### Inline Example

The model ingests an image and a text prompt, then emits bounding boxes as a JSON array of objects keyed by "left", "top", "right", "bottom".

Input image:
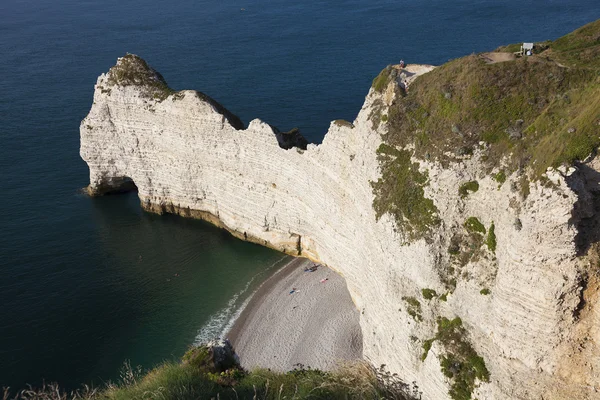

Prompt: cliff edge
[{"left": 81, "top": 20, "right": 600, "bottom": 400}]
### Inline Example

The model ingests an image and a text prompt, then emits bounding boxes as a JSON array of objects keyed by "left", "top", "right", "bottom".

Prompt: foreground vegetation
[{"left": 2, "top": 346, "right": 418, "bottom": 400}]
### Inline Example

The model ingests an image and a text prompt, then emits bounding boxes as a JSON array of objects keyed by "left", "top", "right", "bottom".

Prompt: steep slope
[{"left": 81, "top": 20, "right": 600, "bottom": 400}]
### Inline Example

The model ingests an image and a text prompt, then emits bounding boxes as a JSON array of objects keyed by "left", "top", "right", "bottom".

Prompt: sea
[{"left": 0, "top": 0, "right": 598, "bottom": 391}]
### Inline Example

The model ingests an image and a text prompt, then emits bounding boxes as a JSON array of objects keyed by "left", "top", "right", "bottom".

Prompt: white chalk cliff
[{"left": 81, "top": 55, "right": 600, "bottom": 399}]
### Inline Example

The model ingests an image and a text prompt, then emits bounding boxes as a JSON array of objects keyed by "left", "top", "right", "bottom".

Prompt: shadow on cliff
[
  {"left": 567, "top": 162, "right": 600, "bottom": 257},
  {"left": 87, "top": 176, "right": 138, "bottom": 197}
]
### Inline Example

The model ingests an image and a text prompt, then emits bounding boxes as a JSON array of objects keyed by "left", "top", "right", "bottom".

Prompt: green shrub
[
  {"left": 402, "top": 296, "right": 423, "bottom": 322},
  {"left": 422, "top": 288, "right": 438, "bottom": 300},
  {"left": 458, "top": 181, "right": 479, "bottom": 198},
  {"left": 421, "top": 339, "right": 434, "bottom": 361},
  {"left": 480, "top": 288, "right": 491, "bottom": 295},
  {"left": 493, "top": 171, "right": 506, "bottom": 185},
  {"left": 422, "top": 317, "right": 490, "bottom": 400},
  {"left": 182, "top": 346, "right": 211, "bottom": 369},
  {"left": 464, "top": 217, "right": 486, "bottom": 235},
  {"left": 486, "top": 222, "right": 497, "bottom": 253}
]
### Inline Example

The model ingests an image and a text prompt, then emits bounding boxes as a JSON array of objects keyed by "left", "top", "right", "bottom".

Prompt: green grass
[
  {"left": 372, "top": 144, "right": 439, "bottom": 242},
  {"left": 549, "top": 20, "right": 600, "bottom": 69},
  {"left": 104, "top": 362, "right": 219, "bottom": 400},
  {"left": 493, "top": 170, "right": 506, "bottom": 185},
  {"left": 422, "top": 288, "right": 438, "bottom": 300},
  {"left": 486, "top": 222, "right": 497, "bottom": 253},
  {"left": 464, "top": 217, "right": 486, "bottom": 235},
  {"left": 104, "top": 363, "right": 404, "bottom": 400},
  {"left": 422, "top": 318, "right": 490, "bottom": 400},
  {"left": 372, "top": 65, "right": 397, "bottom": 93},
  {"left": 383, "top": 49, "right": 599, "bottom": 173},
  {"left": 5, "top": 348, "right": 418, "bottom": 400},
  {"left": 458, "top": 181, "right": 479, "bottom": 198},
  {"left": 421, "top": 339, "right": 434, "bottom": 361},
  {"left": 402, "top": 296, "right": 423, "bottom": 322}
]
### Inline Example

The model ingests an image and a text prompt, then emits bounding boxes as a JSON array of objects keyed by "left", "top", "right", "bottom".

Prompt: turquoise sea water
[{"left": 0, "top": 0, "right": 598, "bottom": 391}]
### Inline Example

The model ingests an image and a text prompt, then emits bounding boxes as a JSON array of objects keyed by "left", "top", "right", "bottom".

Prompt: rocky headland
[{"left": 81, "top": 20, "right": 600, "bottom": 400}]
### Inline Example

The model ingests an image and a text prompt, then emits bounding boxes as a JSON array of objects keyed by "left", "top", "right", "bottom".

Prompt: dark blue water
[{"left": 0, "top": 0, "right": 598, "bottom": 391}]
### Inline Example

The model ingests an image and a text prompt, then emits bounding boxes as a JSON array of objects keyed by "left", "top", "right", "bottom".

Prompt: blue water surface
[{"left": 0, "top": 0, "right": 598, "bottom": 390}]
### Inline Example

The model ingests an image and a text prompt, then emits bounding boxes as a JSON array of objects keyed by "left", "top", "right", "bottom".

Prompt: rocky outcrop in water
[{"left": 81, "top": 53, "right": 600, "bottom": 400}]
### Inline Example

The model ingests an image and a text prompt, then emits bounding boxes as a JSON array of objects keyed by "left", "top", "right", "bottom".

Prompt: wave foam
[{"left": 194, "top": 256, "right": 288, "bottom": 345}]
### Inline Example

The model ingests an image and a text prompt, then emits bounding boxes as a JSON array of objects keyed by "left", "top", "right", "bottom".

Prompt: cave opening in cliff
[{"left": 98, "top": 176, "right": 138, "bottom": 196}]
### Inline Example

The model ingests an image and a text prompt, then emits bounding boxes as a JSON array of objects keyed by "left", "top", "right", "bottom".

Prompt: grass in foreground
[{"left": 3, "top": 346, "right": 419, "bottom": 400}]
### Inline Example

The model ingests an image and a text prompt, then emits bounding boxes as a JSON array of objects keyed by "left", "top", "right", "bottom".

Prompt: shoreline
[
  {"left": 227, "top": 257, "right": 362, "bottom": 372},
  {"left": 227, "top": 257, "right": 305, "bottom": 344}
]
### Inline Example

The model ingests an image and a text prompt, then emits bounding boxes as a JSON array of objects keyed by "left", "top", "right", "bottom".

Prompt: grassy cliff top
[
  {"left": 106, "top": 54, "right": 174, "bottom": 100},
  {"left": 386, "top": 19, "right": 600, "bottom": 175},
  {"left": 372, "top": 19, "right": 600, "bottom": 241}
]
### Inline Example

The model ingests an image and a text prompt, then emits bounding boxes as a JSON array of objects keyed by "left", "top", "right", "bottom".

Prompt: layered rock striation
[{"left": 81, "top": 51, "right": 600, "bottom": 399}]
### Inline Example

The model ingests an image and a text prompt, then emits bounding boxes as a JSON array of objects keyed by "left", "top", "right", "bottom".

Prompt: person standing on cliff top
[{"left": 399, "top": 59, "right": 405, "bottom": 68}]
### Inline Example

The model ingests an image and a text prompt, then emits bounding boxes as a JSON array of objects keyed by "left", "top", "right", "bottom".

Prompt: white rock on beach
[{"left": 81, "top": 54, "right": 600, "bottom": 400}]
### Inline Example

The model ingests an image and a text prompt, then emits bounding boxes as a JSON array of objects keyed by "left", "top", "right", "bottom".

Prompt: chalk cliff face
[{"left": 81, "top": 55, "right": 600, "bottom": 400}]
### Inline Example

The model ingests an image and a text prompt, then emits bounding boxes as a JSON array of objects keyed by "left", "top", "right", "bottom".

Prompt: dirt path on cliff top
[
  {"left": 227, "top": 257, "right": 362, "bottom": 371},
  {"left": 480, "top": 52, "right": 517, "bottom": 63}
]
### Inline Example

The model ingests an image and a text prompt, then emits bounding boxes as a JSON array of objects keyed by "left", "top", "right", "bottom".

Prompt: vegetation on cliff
[
  {"left": 421, "top": 318, "right": 489, "bottom": 400},
  {"left": 106, "top": 54, "right": 175, "bottom": 101},
  {"left": 372, "top": 144, "right": 439, "bottom": 242},
  {"left": 372, "top": 19, "right": 600, "bottom": 238},
  {"left": 2, "top": 345, "right": 419, "bottom": 400}
]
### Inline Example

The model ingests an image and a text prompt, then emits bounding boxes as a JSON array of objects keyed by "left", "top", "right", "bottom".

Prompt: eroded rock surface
[{"left": 81, "top": 54, "right": 600, "bottom": 399}]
